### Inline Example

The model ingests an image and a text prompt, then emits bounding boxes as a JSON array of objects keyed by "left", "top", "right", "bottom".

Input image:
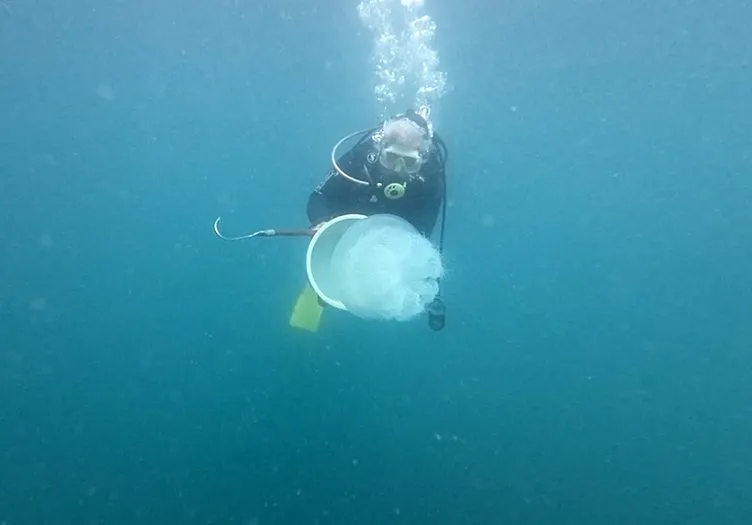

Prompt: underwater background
[{"left": 1, "top": 0, "right": 751, "bottom": 524}]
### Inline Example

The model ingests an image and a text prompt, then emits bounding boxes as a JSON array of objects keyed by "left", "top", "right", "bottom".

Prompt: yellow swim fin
[{"left": 289, "top": 282, "right": 324, "bottom": 332}]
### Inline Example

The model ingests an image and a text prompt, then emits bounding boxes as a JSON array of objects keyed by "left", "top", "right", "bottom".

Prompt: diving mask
[{"left": 379, "top": 146, "right": 423, "bottom": 175}]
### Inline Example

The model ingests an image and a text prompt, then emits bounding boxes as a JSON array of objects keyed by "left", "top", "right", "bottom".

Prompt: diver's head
[{"left": 377, "top": 115, "right": 430, "bottom": 178}]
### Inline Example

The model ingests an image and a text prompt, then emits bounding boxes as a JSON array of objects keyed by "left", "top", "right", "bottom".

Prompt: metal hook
[{"left": 213, "top": 217, "right": 275, "bottom": 241}]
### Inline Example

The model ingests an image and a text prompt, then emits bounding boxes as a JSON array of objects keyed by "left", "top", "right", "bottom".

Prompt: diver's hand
[{"left": 311, "top": 221, "right": 327, "bottom": 232}]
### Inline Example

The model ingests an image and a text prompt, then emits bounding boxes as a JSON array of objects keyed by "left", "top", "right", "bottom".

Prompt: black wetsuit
[{"left": 307, "top": 133, "right": 445, "bottom": 237}]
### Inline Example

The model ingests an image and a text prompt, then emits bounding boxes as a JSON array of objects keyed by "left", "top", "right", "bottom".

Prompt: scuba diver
[
  {"left": 305, "top": 107, "right": 448, "bottom": 331},
  {"left": 213, "top": 107, "right": 449, "bottom": 332},
  {"left": 307, "top": 107, "right": 448, "bottom": 238}
]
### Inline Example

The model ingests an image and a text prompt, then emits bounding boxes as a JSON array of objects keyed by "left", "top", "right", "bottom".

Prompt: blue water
[{"left": 1, "top": 1, "right": 751, "bottom": 524}]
